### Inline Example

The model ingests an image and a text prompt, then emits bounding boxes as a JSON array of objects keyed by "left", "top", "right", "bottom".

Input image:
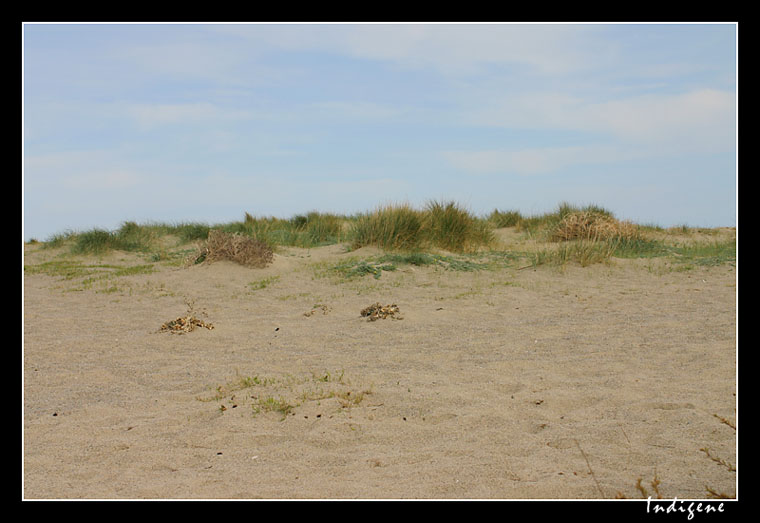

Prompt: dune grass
[
  {"left": 70, "top": 222, "right": 154, "bottom": 254},
  {"left": 488, "top": 209, "right": 523, "bottom": 228},
  {"left": 28, "top": 201, "right": 735, "bottom": 271},
  {"left": 349, "top": 203, "right": 426, "bottom": 251},
  {"left": 242, "top": 211, "right": 347, "bottom": 248},
  {"left": 423, "top": 200, "right": 495, "bottom": 253},
  {"left": 349, "top": 200, "right": 495, "bottom": 253}
]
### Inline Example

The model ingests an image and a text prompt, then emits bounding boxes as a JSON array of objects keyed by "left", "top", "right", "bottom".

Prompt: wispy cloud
[
  {"left": 217, "top": 23, "right": 600, "bottom": 76},
  {"left": 455, "top": 87, "right": 735, "bottom": 173},
  {"left": 306, "top": 100, "right": 404, "bottom": 122},
  {"left": 125, "top": 102, "right": 251, "bottom": 128},
  {"left": 24, "top": 150, "right": 148, "bottom": 189},
  {"left": 115, "top": 38, "right": 249, "bottom": 80},
  {"left": 342, "top": 24, "right": 600, "bottom": 75},
  {"left": 585, "top": 88, "right": 735, "bottom": 148},
  {"left": 443, "top": 145, "right": 640, "bottom": 176},
  {"left": 478, "top": 88, "right": 731, "bottom": 136}
]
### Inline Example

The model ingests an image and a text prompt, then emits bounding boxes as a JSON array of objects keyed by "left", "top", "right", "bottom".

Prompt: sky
[{"left": 22, "top": 22, "right": 737, "bottom": 241}]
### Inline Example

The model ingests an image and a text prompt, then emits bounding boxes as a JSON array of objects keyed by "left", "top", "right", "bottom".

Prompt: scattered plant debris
[
  {"left": 160, "top": 316, "right": 215, "bottom": 334},
  {"left": 304, "top": 304, "right": 331, "bottom": 317},
  {"left": 159, "top": 299, "right": 215, "bottom": 334},
  {"left": 360, "top": 303, "right": 403, "bottom": 321}
]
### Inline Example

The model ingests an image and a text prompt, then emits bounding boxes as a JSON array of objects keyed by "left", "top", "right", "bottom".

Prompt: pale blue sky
[{"left": 22, "top": 22, "right": 737, "bottom": 241}]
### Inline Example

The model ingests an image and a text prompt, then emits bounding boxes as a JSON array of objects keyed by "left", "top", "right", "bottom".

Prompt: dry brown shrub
[
  {"left": 551, "top": 211, "right": 640, "bottom": 242},
  {"left": 200, "top": 229, "right": 274, "bottom": 268}
]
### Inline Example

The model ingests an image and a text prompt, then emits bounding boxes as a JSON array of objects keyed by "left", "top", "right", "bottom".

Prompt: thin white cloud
[
  {"left": 586, "top": 88, "right": 735, "bottom": 147},
  {"left": 24, "top": 150, "right": 148, "bottom": 189},
  {"left": 342, "top": 24, "right": 598, "bottom": 75},
  {"left": 443, "top": 145, "right": 637, "bottom": 176},
  {"left": 116, "top": 40, "right": 248, "bottom": 79},
  {"left": 62, "top": 170, "right": 145, "bottom": 190},
  {"left": 306, "top": 100, "right": 404, "bottom": 122},
  {"left": 125, "top": 102, "right": 251, "bottom": 128},
  {"left": 216, "top": 23, "right": 599, "bottom": 76},
  {"left": 463, "top": 88, "right": 735, "bottom": 155}
]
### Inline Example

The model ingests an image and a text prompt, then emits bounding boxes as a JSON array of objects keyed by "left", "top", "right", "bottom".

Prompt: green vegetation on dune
[{"left": 26, "top": 201, "right": 735, "bottom": 272}]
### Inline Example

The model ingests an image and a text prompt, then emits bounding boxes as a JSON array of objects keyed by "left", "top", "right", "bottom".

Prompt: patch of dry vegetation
[
  {"left": 550, "top": 210, "right": 641, "bottom": 243},
  {"left": 360, "top": 303, "right": 403, "bottom": 321},
  {"left": 195, "top": 229, "right": 274, "bottom": 268},
  {"left": 158, "top": 299, "right": 215, "bottom": 334},
  {"left": 198, "top": 370, "right": 373, "bottom": 421}
]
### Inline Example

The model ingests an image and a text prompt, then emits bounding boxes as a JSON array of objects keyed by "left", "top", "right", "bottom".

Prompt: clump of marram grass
[
  {"left": 69, "top": 228, "right": 116, "bottom": 254},
  {"left": 70, "top": 221, "right": 157, "bottom": 254},
  {"left": 173, "top": 222, "right": 211, "bottom": 243},
  {"left": 195, "top": 229, "right": 274, "bottom": 268},
  {"left": 41, "top": 230, "right": 76, "bottom": 249},
  {"left": 242, "top": 211, "right": 347, "bottom": 248},
  {"left": 488, "top": 209, "right": 523, "bottom": 228},
  {"left": 350, "top": 203, "right": 425, "bottom": 251},
  {"left": 349, "top": 201, "right": 494, "bottom": 253},
  {"left": 424, "top": 200, "right": 495, "bottom": 253},
  {"left": 300, "top": 211, "right": 345, "bottom": 245},
  {"left": 113, "top": 221, "right": 157, "bottom": 250}
]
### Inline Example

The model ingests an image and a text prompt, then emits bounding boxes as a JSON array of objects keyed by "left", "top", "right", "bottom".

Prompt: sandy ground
[{"left": 22, "top": 230, "right": 737, "bottom": 500}]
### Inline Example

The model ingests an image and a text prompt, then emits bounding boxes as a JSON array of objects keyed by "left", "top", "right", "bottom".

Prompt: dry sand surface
[{"left": 23, "top": 230, "right": 737, "bottom": 500}]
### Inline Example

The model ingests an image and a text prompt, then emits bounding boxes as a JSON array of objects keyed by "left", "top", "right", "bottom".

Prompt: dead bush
[
  {"left": 196, "top": 229, "right": 274, "bottom": 268},
  {"left": 550, "top": 211, "right": 640, "bottom": 242}
]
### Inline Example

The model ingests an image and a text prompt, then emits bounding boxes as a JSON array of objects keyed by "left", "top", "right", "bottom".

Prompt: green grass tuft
[
  {"left": 350, "top": 203, "right": 425, "bottom": 251},
  {"left": 424, "top": 200, "right": 494, "bottom": 253}
]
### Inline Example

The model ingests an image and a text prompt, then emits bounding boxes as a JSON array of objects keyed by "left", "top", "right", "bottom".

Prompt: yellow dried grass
[
  {"left": 551, "top": 211, "right": 640, "bottom": 242},
  {"left": 201, "top": 229, "right": 274, "bottom": 268}
]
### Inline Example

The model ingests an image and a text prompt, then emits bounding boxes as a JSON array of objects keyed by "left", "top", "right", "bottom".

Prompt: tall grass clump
[
  {"left": 302, "top": 211, "right": 345, "bottom": 245},
  {"left": 349, "top": 201, "right": 495, "bottom": 253},
  {"left": 70, "top": 221, "right": 155, "bottom": 254},
  {"left": 488, "top": 209, "right": 523, "bottom": 228},
  {"left": 241, "top": 213, "right": 290, "bottom": 245},
  {"left": 113, "top": 221, "right": 156, "bottom": 251},
  {"left": 424, "top": 200, "right": 494, "bottom": 253},
  {"left": 70, "top": 228, "right": 116, "bottom": 254},
  {"left": 241, "top": 211, "right": 346, "bottom": 248},
  {"left": 350, "top": 203, "right": 425, "bottom": 251},
  {"left": 42, "top": 230, "right": 76, "bottom": 249},
  {"left": 174, "top": 222, "right": 211, "bottom": 243}
]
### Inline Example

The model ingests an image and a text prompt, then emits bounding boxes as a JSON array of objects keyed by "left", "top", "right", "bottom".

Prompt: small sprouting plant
[
  {"left": 252, "top": 396, "right": 296, "bottom": 420},
  {"left": 249, "top": 275, "right": 280, "bottom": 290}
]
